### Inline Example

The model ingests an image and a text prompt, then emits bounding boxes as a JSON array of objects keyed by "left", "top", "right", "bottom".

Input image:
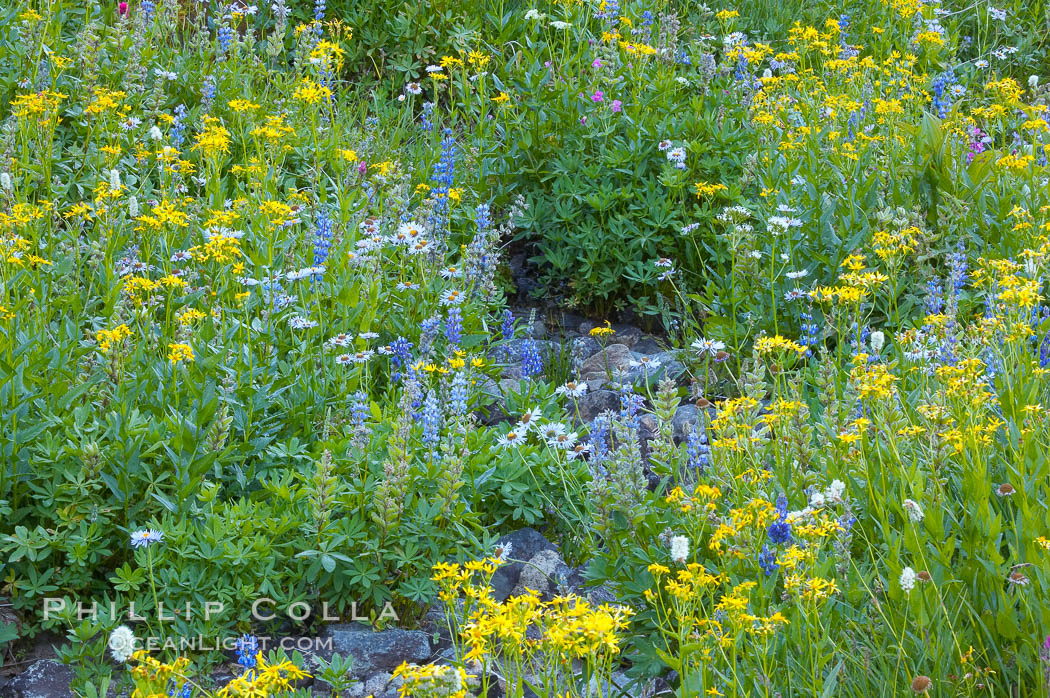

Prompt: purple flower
[
  {"left": 611, "top": 99, "right": 622, "bottom": 113},
  {"left": 591, "top": 91, "right": 603, "bottom": 103},
  {"left": 592, "top": 58, "right": 602, "bottom": 68}
]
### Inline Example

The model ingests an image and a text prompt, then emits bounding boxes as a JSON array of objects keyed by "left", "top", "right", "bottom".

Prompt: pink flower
[
  {"left": 119, "top": 1, "right": 128, "bottom": 13},
  {"left": 611, "top": 99, "right": 622, "bottom": 113},
  {"left": 592, "top": 58, "right": 602, "bottom": 68},
  {"left": 591, "top": 91, "right": 603, "bottom": 103},
  {"left": 357, "top": 161, "right": 368, "bottom": 175}
]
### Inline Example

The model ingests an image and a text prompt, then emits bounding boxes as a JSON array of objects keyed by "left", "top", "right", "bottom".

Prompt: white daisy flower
[
  {"left": 555, "top": 380, "right": 588, "bottom": 398},
  {"left": 497, "top": 429, "right": 525, "bottom": 449}
]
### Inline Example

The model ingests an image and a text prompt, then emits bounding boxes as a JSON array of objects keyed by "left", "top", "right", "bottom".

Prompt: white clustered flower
[
  {"left": 670, "top": 535, "right": 690, "bottom": 564},
  {"left": 825, "top": 479, "right": 846, "bottom": 503},
  {"left": 108, "top": 625, "right": 136, "bottom": 663},
  {"left": 903, "top": 498, "right": 924, "bottom": 523},
  {"left": 900, "top": 566, "right": 917, "bottom": 593},
  {"left": 870, "top": 330, "right": 886, "bottom": 353}
]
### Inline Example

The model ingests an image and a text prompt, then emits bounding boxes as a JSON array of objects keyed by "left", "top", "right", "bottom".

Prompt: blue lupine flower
[
  {"left": 686, "top": 429, "right": 709, "bottom": 474},
  {"left": 170, "top": 105, "right": 188, "bottom": 149},
  {"left": 464, "top": 203, "right": 494, "bottom": 289},
  {"left": 313, "top": 208, "right": 333, "bottom": 273},
  {"left": 758, "top": 544, "right": 778, "bottom": 576},
  {"left": 314, "top": 0, "right": 326, "bottom": 23},
  {"left": 767, "top": 494, "right": 792, "bottom": 544},
  {"left": 421, "top": 390, "right": 443, "bottom": 453},
  {"left": 948, "top": 246, "right": 968, "bottom": 297},
  {"left": 930, "top": 70, "right": 957, "bottom": 119},
  {"left": 619, "top": 385, "right": 643, "bottom": 432},
  {"left": 520, "top": 338, "right": 543, "bottom": 380},
  {"left": 421, "top": 101, "right": 435, "bottom": 131},
  {"left": 218, "top": 24, "right": 234, "bottom": 52},
  {"left": 500, "top": 309, "right": 516, "bottom": 341},
  {"left": 235, "top": 635, "right": 258, "bottom": 672},
  {"left": 925, "top": 279, "right": 944, "bottom": 315},
  {"left": 141, "top": 0, "right": 155, "bottom": 21},
  {"left": 449, "top": 370, "right": 468, "bottom": 417},
  {"left": 428, "top": 129, "right": 456, "bottom": 236},
  {"left": 444, "top": 306, "right": 462, "bottom": 348},
  {"left": 420, "top": 315, "right": 442, "bottom": 347},
  {"left": 390, "top": 337, "right": 414, "bottom": 382},
  {"left": 590, "top": 415, "right": 611, "bottom": 465},
  {"left": 201, "top": 75, "right": 216, "bottom": 108},
  {"left": 349, "top": 390, "right": 370, "bottom": 435},
  {"left": 167, "top": 680, "right": 193, "bottom": 698},
  {"left": 800, "top": 311, "right": 820, "bottom": 357}
]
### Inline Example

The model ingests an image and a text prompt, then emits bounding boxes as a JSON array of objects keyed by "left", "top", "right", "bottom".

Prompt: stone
[
  {"left": 575, "top": 389, "right": 621, "bottom": 424},
  {"left": 622, "top": 351, "right": 685, "bottom": 386},
  {"left": 0, "top": 660, "right": 74, "bottom": 698},
  {"left": 314, "top": 625, "right": 431, "bottom": 677},
  {"left": 512, "top": 549, "right": 579, "bottom": 600},
  {"left": 672, "top": 404, "right": 701, "bottom": 443},
  {"left": 632, "top": 337, "right": 663, "bottom": 354},
  {"left": 578, "top": 344, "right": 633, "bottom": 384},
  {"left": 610, "top": 324, "right": 643, "bottom": 347},
  {"left": 363, "top": 672, "right": 393, "bottom": 695},
  {"left": 569, "top": 337, "right": 601, "bottom": 367},
  {"left": 489, "top": 528, "right": 558, "bottom": 602},
  {"left": 498, "top": 378, "right": 522, "bottom": 396}
]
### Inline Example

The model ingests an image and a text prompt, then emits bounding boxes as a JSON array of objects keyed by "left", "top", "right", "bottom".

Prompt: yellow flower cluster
[
  {"left": 431, "top": 558, "right": 631, "bottom": 692},
  {"left": 97, "top": 324, "right": 132, "bottom": 353},
  {"left": 128, "top": 651, "right": 191, "bottom": 698},
  {"left": 168, "top": 343, "right": 195, "bottom": 364},
  {"left": 216, "top": 654, "right": 310, "bottom": 697},
  {"left": 392, "top": 662, "right": 474, "bottom": 698}
]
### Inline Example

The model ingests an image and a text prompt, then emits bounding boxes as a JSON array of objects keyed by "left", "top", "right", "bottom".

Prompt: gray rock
[
  {"left": 586, "top": 583, "right": 620, "bottom": 606},
  {"left": 672, "top": 405, "right": 701, "bottom": 443},
  {"left": 498, "top": 378, "right": 522, "bottom": 396},
  {"left": 512, "top": 549, "right": 579, "bottom": 600},
  {"left": 0, "top": 660, "right": 74, "bottom": 698},
  {"left": 363, "top": 672, "right": 392, "bottom": 695},
  {"left": 477, "top": 377, "right": 501, "bottom": 401},
  {"left": 570, "top": 337, "right": 601, "bottom": 367},
  {"left": 575, "top": 389, "right": 620, "bottom": 424},
  {"left": 501, "top": 363, "right": 523, "bottom": 380},
  {"left": 611, "top": 325, "right": 643, "bottom": 347},
  {"left": 315, "top": 624, "right": 431, "bottom": 677},
  {"left": 579, "top": 344, "right": 633, "bottom": 384},
  {"left": 490, "top": 528, "right": 558, "bottom": 602},
  {"left": 633, "top": 337, "right": 664, "bottom": 354},
  {"left": 622, "top": 351, "right": 685, "bottom": 385}
]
